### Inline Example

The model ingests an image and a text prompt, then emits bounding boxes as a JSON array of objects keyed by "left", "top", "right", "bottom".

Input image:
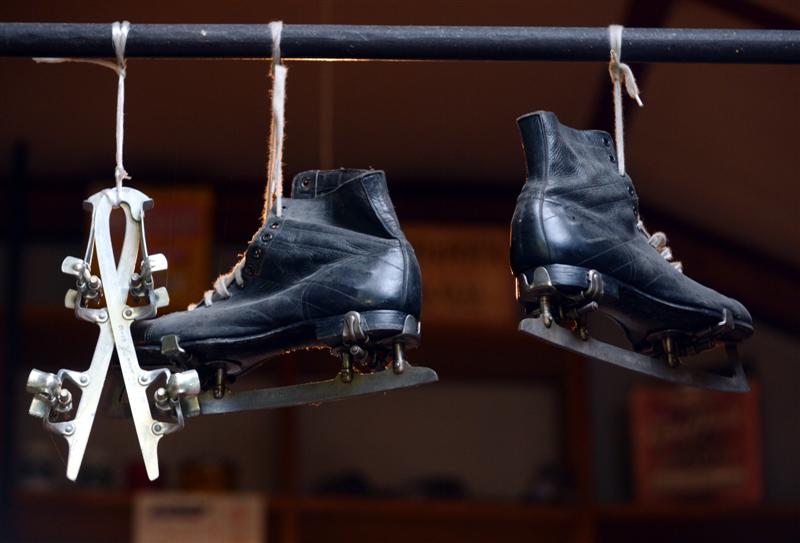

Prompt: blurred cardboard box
[{"left": 133, "top": 492, "right": 264, "bottom": 543}]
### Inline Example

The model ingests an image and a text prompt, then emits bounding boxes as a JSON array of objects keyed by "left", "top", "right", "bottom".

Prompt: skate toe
[
  {"left": 721, "top": 295, "right": 753, "bottom": 337},
  {"left": 131, "top": 308, "right": 203, "bottom": 346}
]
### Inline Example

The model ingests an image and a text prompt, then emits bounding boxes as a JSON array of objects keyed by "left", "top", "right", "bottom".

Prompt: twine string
[
  {"left": 34, "top": 21, "right": 131, "bottom": 196},
  {"left": 608, "top": 24, "right": 643, "bottom": 176}
]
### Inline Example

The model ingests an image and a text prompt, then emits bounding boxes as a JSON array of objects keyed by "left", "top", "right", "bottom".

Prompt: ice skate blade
[
  {"left": 518, "top": 318, "right": 749, "bottom": 393},
  {"left": 183, "top": 363, "right": 438, "bottom": 416}
]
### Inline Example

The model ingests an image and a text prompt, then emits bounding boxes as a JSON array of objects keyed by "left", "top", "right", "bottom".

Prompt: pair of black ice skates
[{"left": 134, "top": 111, "right": 754, "bottom": 411}]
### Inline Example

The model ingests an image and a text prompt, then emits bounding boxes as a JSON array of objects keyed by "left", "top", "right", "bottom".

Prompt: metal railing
[{"left": 0, "top": 23, "right": 798, "bottom": 63}]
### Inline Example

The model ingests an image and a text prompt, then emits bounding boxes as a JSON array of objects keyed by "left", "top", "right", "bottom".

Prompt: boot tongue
[{"left": 290, "top": 169, "right": 375, "bottom": 199}]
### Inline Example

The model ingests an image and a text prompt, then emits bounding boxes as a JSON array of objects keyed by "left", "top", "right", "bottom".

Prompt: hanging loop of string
[
  {"left": 34, "top": 21, "right": 131, "bottom": 196},
  {"left": 607, "top": 27, "right": 679, "bottom": 270},
  {"left": 607, "top": 24, "right": 643, "bottom": 176},
  {"left": 191, "top": 21, "right": 289, "bottom": 310},
  {"left": 111, "top": 21, "right": 130, "bottom": 194},
  {"left": 263, "top": 20, "right": 288, "bottom": 220}
]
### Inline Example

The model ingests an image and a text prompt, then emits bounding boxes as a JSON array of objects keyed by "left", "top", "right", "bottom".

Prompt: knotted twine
[
  {"left": 35, "top": 21, "right": 131, "bottom": 198},
  {"left": 262, "top": 21, "right": 288, "bottom": 220},
  {"left": 608, "top": 24, "right": 643, "bottom": 177}
]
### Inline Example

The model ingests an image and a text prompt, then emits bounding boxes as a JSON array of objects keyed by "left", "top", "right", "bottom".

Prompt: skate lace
[
  {"left": 189, "top": 21, "right": 286, "bottom": 312},
  {"left": 637, "top": 219, "right": 683, "bottom": 273},
  {"left": 188, "top": 258, "right": 246, "bottom": 311}
]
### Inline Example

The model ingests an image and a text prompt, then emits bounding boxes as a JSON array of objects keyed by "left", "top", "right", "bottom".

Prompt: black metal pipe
[{"left": 0, "top": 23, "right": 799, "bottom": 63}]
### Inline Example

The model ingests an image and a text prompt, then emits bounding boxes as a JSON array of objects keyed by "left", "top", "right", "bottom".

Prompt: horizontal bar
[{"left": 1, "top": 23, "right": 799, "bottom": 63}]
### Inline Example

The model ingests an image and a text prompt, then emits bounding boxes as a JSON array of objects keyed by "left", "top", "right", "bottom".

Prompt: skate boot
[
  {"left": 511, "top": 111, "right": 753, "bottom": 391},
  {"left": 133, "top": 169, "right": 436, "bottom": 415}
]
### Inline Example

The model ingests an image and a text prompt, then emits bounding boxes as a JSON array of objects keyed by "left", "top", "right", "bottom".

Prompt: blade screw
[
  {"left": 539, "top": 296, "right": 554, "bottom": 328},
  {"left": 392, "top": 342, "right": 406, "bottom": 374},
  {"left": 58, "top": 389, "right": 72, "bottom": 404},
  {"left": 154, "top": 387, "right": 169, "bottom": 406},
  {"left": 662, "top": 336, "right": 680, "bottom": 368},
  {"left": 340, "top": 352, "right": 353, "bottom": 383},
  {"left": 349, "top": 345, "right": 366, "bottom": 359},
  {"left": 213, "top": 367, "right": 226, "bottom": 400}
]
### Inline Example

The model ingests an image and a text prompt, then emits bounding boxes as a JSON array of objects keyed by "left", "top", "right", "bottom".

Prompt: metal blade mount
[
  {"left": 519, "top": 317, "right": 749, "bottom": 393},
  {"left": 63, "top": 324, "right": 116, "bottom": 480},
  {"left": 190, "top": 364, "right": 439, "bottom": 416},
  {"left": 28, "top": 187, "right": 180, "bottom": 482},
  {"left": 90, "top": 188, "right": 172, "bottom": 481}
]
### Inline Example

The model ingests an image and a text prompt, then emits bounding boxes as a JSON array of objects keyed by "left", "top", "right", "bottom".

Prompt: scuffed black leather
[
  {"left": 510, "top": 111, "right": 752, "bottom": 325},
  {"left": 134, "top": 169, "right": 421, "bottom": 345}
]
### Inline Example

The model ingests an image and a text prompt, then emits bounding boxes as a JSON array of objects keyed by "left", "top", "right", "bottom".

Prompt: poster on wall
[
  {"left": 403, "top": 223, "right": 518, "bottom": 330},
  {"left": 630, "top": 384, "right": 763, "bottom": 502}
]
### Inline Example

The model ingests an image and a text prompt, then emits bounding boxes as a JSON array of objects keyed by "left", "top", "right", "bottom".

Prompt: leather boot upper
[
  {"left": 510, "top": 111, "right": 751, "bottom": 326},
  {"left": 134, "top": 169, "right": 421, "bottom": 345}
]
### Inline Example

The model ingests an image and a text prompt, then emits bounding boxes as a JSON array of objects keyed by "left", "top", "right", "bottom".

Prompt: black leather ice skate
[
  {"left": 511, "top": 112, "right": 753, "bottom": 391},
  {"left": 133, "top": 169, "right": 437, "bottom": 415}
]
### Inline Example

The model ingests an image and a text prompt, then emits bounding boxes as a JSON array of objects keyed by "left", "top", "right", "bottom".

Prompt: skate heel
[
  {"left": 316, "top": 309, "right": 421, "bottom": 348},
  {"left": 516, "top": 265, "right": 609, "bottom": 333},
  {"left": 319, "top": 310, "right": 422, "bottom": 382}
]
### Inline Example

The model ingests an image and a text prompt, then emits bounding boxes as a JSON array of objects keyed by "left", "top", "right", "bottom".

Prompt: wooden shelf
[
  {"left": 270, "top": 495, "right": 580, "bottom": 520},
  {"left": 593, "top": 502, "right": 800, "bottom": 543},
  {"left": 13, "top": 490, "right": 131, "bottom": 543},
  {"left": 595, "top": 502, "right": 800, "bottom": 520},
  {"left": 13, "top": 490, "right": 800, "bottom": 543},
  {"left": 271, "top": 495, "right": 589, "bottom": 543}
]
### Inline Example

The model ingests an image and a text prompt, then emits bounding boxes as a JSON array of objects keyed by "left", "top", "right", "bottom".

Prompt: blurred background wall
[{"left": 1, "top": 1, "right": 799, "bottom": 542}]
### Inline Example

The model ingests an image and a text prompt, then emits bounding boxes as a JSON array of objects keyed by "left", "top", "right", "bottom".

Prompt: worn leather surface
[
  {"left": 510, "top": 111, "right": 752, "bottom": 325},
  {"left": 134, "top": 169, "right": 421, "bottom": 345}
]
